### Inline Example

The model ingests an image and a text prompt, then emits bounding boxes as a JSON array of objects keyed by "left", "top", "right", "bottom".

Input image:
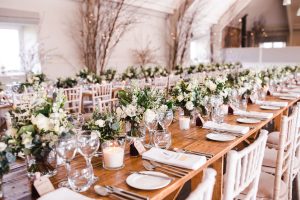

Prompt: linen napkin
[
  {"left": 38, "top": 188, "right": 94, "bottom": 200},
  {"left": 255, "top": 100, "right": 288, "bottom": 107},
  {"left": 203, "top": 121, "right": 250, "bottom": 135},
  {"left": 234, "top": 110, "right": 273, "bottom": 120},
  {"left": 272, "top": 92, "right": 300, "bottom": 98},
  {"left": 142, "top": 147, "right": 206, "bottom": 170}
]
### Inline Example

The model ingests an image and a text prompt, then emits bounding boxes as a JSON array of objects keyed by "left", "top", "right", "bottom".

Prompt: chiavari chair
[
  {"left": 98, "top": 98, "right": 119, "bottom": 113},
  {"left": 84, "top": 83, "right": 112, "bottom": 112},
  {"left": 223, "top": 130, "right": 268, "bottom": 200},
  {"left": 186, "top": 168, "right": 216, "bottom": 200},
  {"left": 153, "top": 77, "right": 169, "bottom": 90},
  {"left": 63, "top": 87, "right": 83, "bottom": 114}
]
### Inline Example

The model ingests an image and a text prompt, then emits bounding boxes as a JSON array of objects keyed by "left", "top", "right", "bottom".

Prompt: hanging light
[
  {"left": 297, "top": 7, "right": 300, "bottom": 16},
  {"left": 283, "top": 0, "right": 291, "bottom": 6}
]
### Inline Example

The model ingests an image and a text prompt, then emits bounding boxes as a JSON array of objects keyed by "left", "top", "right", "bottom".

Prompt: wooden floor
[{"left": 1, "top": 95, "right": 298, "bottom": 200}]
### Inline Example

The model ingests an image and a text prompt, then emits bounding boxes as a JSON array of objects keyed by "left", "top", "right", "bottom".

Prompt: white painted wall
[{"left": 223, "top": 47, "right": 300, "bottom": 69}]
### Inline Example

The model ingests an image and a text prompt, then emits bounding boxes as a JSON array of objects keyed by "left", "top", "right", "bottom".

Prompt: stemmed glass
[
  {"left": 77, "top": 131, "right": 100, "bottom": 184},
  {"left": 158, "top": 109, "right": 173, "bottom": 132},
  {"left": 56, "top": 135, "right": 77, "bottom": 188},
  {"left": 68, "top": 113, "right": 84, "bottom": 131},
  {"left": 203, "top": 96, "right": 212, "bottom": 120},
  {"left": 143, "top": 110, "right": 158, "bottom": 148}
]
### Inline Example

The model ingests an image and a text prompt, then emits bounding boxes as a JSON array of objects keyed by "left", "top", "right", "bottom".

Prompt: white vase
[{"left": 179, "top": 116, "right": 190, "bottom": 130}]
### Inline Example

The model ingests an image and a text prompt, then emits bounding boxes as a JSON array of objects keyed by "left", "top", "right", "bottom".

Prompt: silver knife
[{"left": 109, "top": 186, "right": 149, "bottom": 200}]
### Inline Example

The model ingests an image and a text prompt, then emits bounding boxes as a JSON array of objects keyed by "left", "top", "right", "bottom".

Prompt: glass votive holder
[{"left": 102, "top": 140, "right": 125, "bottom": 170}]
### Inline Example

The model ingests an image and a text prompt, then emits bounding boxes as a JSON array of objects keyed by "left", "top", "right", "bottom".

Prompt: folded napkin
[
  {"left": 255, "top": 100, "right": 288, "bottom": 107},
  {"left": 142, "top": 147, "right": 206, "bottom": 170},
  {"left": 234, "top": 110, "right": 273, "bottom": 120},
  {"left": 282, "top": 88, "right": 300, "bottom": 93},
  {"left": 272, "top": 92, "right": 300, "bottom": 98},
  {"left": 38, "top": 188, "right": 94, "bottom": 200},
  {"left": 203, "top": 121, "right": 250, "bottom": 135}
]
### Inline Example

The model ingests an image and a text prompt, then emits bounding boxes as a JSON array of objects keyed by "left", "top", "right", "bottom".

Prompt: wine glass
[
  {"left": 56, "top": 135, "right": 77, "bottom": 188},
  {"left": 68, "top": 161, "right": 93, "bottom": 192},
  {"left": 143, "top": 110, "right": 158, "bottom": 148},
  {"left": 77, "top": 131, "right": 100, "bottom": 184},
  {"left": 68, "top": 113, "right": 84, "bottom": 131},
  {"left": 157, "top": 109, "right": 173, "bottom": 132},
  {"left": 203, "top": 96, "right": 212, "bottom": 119}
]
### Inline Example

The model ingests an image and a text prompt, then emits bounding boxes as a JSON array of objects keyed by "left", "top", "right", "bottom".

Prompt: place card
[
  {"left": 134, "top": 140, "right": 146, "bottom": 155},
  {"left": 33, "top": 173, "right": 55, "bottom": 196}
]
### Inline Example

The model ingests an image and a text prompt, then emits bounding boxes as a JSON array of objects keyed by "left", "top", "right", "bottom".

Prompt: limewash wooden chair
[
  {"left": 63, "top": 86, "right": 83, "bottom": 114},
  {"left": 186, "top": 168, "right": 217, "bottom": 200},
  {"left": 98, "top": 98, "right": 119, "bottom": 113},
  {"left": 223, "top": 130, "right": 268, "bottom": 200}
]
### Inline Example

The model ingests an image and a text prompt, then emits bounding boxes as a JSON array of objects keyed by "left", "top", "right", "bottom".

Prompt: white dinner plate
[
  {"left": 260, "top": 105, "right": 281, "bottom": 110},
  {"left": 236, "top": 117, "right": 261, "bottom": 124},
  {"left": 206, "top": 132, "right": 236, "bottom": 142},
  {"left": 126, "top": 171, "right": 171, "bottom": 190},
  {"left": 279, "top": 96, "right": 296, "bottom": 100}
]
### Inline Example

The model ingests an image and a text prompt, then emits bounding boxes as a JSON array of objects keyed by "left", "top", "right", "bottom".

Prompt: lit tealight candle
[
  {"left": 102, "top": 146, "right": 125, "bottom": 170},
  {"left": 179, "top": 116, "right": 190, "bottom": 130}
]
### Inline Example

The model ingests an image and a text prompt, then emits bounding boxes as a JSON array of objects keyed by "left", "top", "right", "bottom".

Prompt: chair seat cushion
[
  {"left": 241, "top": 172, "right": 287, "bottom": 199},
  {"left": 267, "top": 131, "right": 279, "bottom": 145},
  {"left": 262, "top": 147, "right": 300, "bottom": 174}
]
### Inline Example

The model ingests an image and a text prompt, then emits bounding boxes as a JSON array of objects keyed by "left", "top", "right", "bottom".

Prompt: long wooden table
[{"left": 2, "top": 95, "right": 298, "bottom": 200}]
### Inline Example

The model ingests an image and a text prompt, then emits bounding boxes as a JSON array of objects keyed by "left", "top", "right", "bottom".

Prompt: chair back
[
  {"left": 223, "top": 130, "right": 268, "bottom": 200},
  {"left": 186, "top": 168, "right": 216, "bottom": 200},
  {"left": 63, "top": 87, "right": 82, "bottom": 114},
  {"left": 91, "top": 83, "right": 112, "bottom": 110},
  {"left": 293, "top": 102, "right": 300, "bottom": 164},
  {"left": 13, "top": 92, "right": 38, "bottom": 109},
  {"left": 169, "top": 75, "right": 181, "bottom": 87},
  {"left": 273, "top": 106, "right": 298, "bottom": 200},
  {"left": 98, "top": 98, "right": 119, "bottom": 113}
]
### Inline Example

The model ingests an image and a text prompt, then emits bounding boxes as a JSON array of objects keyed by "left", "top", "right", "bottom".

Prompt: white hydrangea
[
  {"left": 95, "top": 119, "right": 105, "bottom": 127},
  {"left": 185, "top": 101, "right": 194, "bottom": 111}
]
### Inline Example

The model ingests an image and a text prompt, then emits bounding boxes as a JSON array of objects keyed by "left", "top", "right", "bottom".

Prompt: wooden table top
[{"left": 2, "top": 95, "right": 298, "bottom": 200}]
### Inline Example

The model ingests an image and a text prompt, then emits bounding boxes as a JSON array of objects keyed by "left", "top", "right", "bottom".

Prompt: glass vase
[{"left": 26, "top": 149, "right": 57, "bottom": 178}]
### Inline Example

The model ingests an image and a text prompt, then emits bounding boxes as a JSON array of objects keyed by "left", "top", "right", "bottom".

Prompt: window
[
  {"left": 0, "top": 28, "right": 22, "bottom": 72},
  {"left": 259, "top": 42, "right": 286, "bottom": 48}
]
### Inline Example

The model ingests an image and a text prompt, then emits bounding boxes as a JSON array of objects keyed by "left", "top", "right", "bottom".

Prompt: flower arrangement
[
  {"left": 141, "top": 66, "right": 169, "bottom": 79},
  {"left": 174, "top": 65, "right": 184, "bottom": 76},
  {"left": 170, "top": 79, "right": 202, "bottom": 116},
  {"left": 77, "top": 67, "right": 101, "bottom": 83},
  {"left": 101, "top": 69, "right": 117, "bottom": 82},
  {"left": 83, "top": 110, "right": 120, "bottom": 142},
  {"left": 18, "top": 73, "right": 47, "bottom": 93},
  {"left": 0, "top": 142, "right": 15, "bottom": 178},
  {"left": 121, "top": 66, "right": 141, "bottom": 80},
  {"left": 56, "top": 77, "right": 78, "bottom": 88},
  {"left": 117, "top": 86, "right": 165, "bottom": 136},
  {"left": 4, "top": 90, "right": 72, "bottom": 175},
  {"left": 202, "top": 76, "right": 232, "bottom": 104}
]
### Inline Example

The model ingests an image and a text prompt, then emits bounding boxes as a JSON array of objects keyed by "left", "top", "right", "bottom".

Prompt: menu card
[
  {"left": 255, "top": 100, "right": 288, "bottom": 107},
  {"left": 272, "top": 92, "right": 300, "bottom": 98},
  {"left": 234, "top": 110, "right": 273, "bottom": 120},
  {"left": 38, "top": 188, "right": 94, "bottom": 200}
]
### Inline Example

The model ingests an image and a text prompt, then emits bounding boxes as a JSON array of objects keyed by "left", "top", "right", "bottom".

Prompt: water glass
[
  {"left": 102, "top": 140, "right": 125, "bottom": 170},
  {"left": 211, "top": 106, "right": 225, "bottom": 124},
  {"left": 143, "top": 110, "right": 158, "bottom": 148},
  {"left": 68, "top": 162, "right": 93, "bottom": 192},
  {"left": 158, "top": 110, "right": 173, "bottom": 131},
  {"left": 240, "top": 99, "right": 248, "bottom": 111},
  {"left": 153, "top": 130, "right": 171, "bottom": 149}
]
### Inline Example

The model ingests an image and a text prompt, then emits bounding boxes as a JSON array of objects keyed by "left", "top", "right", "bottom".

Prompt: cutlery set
[{"left": 95, "top": 185, "right": 149, "bottom": 200}]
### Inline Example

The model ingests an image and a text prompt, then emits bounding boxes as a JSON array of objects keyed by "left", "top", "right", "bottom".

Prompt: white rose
[
  {"left": 95, "top": 119, "right": 105, "bottom": 127},
  {"left": 177, "top": 94, "right": 184, "bottom": 102},
  {"left": 124, "top": 104, "right": 137, "bottom": 117},
  {"left": 208, "top": 81, "right": 217, "bottom": 92},
  {"left": 159, "top": 105, "right": 168, "bottom": 113},
  {"left": 31, "top": 113, "right": 51, "bottom": 131},
  {"left": 0, "top": 142, "right": 7, "bottom": 152},
  {"left": 116, "top": 107, "right": 125, "bottom": 118},
  {"left": 144, "top": 109, "right": 156, "bottom": 123},
  {"left": 22, "top": 132, "right": 33, "bottom": 149},
  {"left": 185, "top": 101, "right": 194, "bottom": 111}
]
